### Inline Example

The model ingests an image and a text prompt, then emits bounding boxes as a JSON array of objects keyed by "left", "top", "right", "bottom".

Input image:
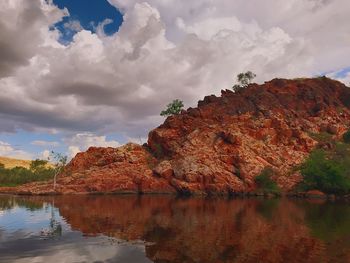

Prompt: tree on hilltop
[
  {"left": 232, "top": 71, "right": 256, "bottom": 92},
  {"left": 160, "top": 99, "right": 184, "bottom": 117}
]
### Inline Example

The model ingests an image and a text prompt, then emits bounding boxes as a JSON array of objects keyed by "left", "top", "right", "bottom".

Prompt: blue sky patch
[
  {"left": 52, "top": 0, "right": 123, "bottom": 43},
  {"left": 333, "top": 67, "right": 350, "bottom": 78},
  {"left": 0, "top": 130, "right": 64, "bottom": 158}
]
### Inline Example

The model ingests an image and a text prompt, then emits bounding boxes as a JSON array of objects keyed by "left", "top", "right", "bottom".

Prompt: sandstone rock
[
  {"left": 1, "top": 77, "right": 350, "bottom": 195},
  {"left": 153, "top": 160, "right": 174, "bottom": 179},
  {"left": 327, "top": 124, "right": 341, "bottom": 135},
  {"left": 219, "top": 131, "right": 241, "bottom": 145}
]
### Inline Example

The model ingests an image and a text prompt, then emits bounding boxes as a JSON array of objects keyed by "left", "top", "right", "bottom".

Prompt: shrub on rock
[
  {"left": 254, "top": 167, "right": 280, "bottom": 194},
  {"left": 343, "top": 129, "right": 350, "bottom": 143},
  {"left": 300, "top": 149, "right": 350, "bottom": 195}
]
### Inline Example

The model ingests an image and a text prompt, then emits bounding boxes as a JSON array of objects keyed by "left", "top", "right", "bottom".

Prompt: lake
[{"left": 0, "top": 195, "right": 349, "bottom": 263}]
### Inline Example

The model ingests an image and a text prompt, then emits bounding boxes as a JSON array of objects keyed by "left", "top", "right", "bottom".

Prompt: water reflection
[{"left": 0, "top": 195, "right": 349, "bottom": 263}]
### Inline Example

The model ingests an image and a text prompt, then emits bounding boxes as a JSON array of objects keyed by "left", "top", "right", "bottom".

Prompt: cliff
[{"left": 2, "top": 77, "right": 350, "bottom": 195}]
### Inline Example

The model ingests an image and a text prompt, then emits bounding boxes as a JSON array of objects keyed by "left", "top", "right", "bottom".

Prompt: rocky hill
[
  {"left": 0, "top": 156, "right": 31, "bottom": 169},
  {"left": 2, "top": 77, "right": 350, "bottom": 195}
]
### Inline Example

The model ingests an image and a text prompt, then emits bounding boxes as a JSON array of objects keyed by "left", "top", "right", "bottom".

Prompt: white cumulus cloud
[
  {"left": 0, "top": 0, "right": 349, "bottom": 141},
  {"left": 0, "top": 141, "right": 33, "bottom": 160},
  {"left": 64, "top": 133, "right": 120, "bottom": 158},
  {"left": 63, "top": 20, "right": 83, "bottom": 32},
  {"left": 40, "top": 149, "right": 51, "bottom": 160}
]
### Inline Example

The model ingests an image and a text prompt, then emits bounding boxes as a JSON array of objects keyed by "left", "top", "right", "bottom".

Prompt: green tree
[
  {"left": 160, "top": 99, "right": 184, "bottom": 117},
  {"left": 48, "top": 151, "right": 67, "bottom": 190},
  {"left": 30, "top": 159, "right": 48, "bottom": 173},
  {"left": 232, "top": 71, "right": 256, "bottom": 92}
]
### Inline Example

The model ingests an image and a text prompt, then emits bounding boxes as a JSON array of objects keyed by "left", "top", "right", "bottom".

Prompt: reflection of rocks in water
[
  {"left": 300, "top": 201, "right": 350, "bottom": 262},
  {"left": 46, "top": 196, "right": 350, "bottom": 263},
  {"left": 301, "top": 201, "right": 350, "bottom": 242},
  {"left": 1, "top": 195, "right": 349, "bottom": 262}
]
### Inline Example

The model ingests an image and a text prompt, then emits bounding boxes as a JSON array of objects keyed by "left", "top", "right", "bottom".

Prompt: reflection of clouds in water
[
  {"left": 0, "top": 206, "right": 69, "bottom": 243},
  {"left": 0, "top": 228, "right": 6, "bottom": 242},
  {"left": 0, "top": 207, "right": 51, "bottom": 232},
  {"left": 0, "top": 197, "right": 151, "bottom": 263},
  {"left": 1, "top": 233, "right": 151, "bottom": 263}
]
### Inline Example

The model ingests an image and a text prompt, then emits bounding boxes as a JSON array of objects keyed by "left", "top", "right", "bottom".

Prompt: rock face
[
  {"left": 3, "top": 77, "right": 350, "bottom": 195},
  {"left": 145, "top": 77, "right": 350, "bottom": 195}
]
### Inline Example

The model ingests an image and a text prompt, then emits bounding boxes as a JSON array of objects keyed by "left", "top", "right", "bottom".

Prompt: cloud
[
  {"left": 94, "top": 18, "right": 114, "bottom": 37},
  {"left": 64, "top": 133, "right": 120, "bottom": 158},
  {"left": 0, "top": 0, "right": 349, "bottom": 140},
  {"left": 31, "top": 140, "right": 60, "bottom": 147},
  {"left": 340, "top": 74, "right": 350, "bottom": 86},
  {"left": 63, "top": 20, "right": 83, "bottom": 32},
  {"left": 68, "top": 146, "right": 81, "bottom": 159},
  {"left": 126, "top": 136, "right": 148, "bottom": 145},
  {"left": 40, "top": 149, "right": 51, "bottom": 160},
  {"left": 0, "top": 0, "right": 67, "bottom": 77},
  {"left": 0, "top": 141, "right": 33, "bottom": 160}
]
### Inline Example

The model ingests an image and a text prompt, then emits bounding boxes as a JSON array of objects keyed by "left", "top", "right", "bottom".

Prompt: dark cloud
[{"left": 0, "top": 1, "right": 50, "bottom": 77}]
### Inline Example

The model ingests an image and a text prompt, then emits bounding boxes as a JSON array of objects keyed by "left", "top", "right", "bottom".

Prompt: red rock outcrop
[{"left": 2, "top": 77, "right": 350, "bottom": 195}]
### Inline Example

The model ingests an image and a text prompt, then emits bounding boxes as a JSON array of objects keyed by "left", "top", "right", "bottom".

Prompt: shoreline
[{"left": 1, "top": 189, "right": 349, "bottom": 201}]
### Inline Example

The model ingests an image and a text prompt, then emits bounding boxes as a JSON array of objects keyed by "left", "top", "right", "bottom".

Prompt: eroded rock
[{"left": 2, "top": 77, "right": 350, "bottom": 195}]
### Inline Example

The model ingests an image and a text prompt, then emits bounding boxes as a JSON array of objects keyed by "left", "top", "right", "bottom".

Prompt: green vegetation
[
  {"left": 308, "top": 131, "right": 333, "bottom": 144},
  {"left": 153, "top": 143, "right": 164, "bottom": 158},
  {"left": 0, "top": 159, "right": 55, "bottom": 187},
  {"left": 145, "top": 154, "right": 157, "bottom": 170},
  {"left": 235, "top": 167, "right": 242, "bottom": 180},
  {"left": 232, "top": 71, "right": 256, "bottom": 92},
  {"left": 256, "top": 199, "right": 280, "bottom": 220},
  {"left": 254, "top": 167, "right": 280, "bottom": 194},
  {"left": 343, "top": 129, "right": 350, "bottom": 143},
  {"left": 296, "top": 129, "right": 350, "bottom": 195},
  {"left": 160, "top": 99, "right": 184, "bottom": 117},
  {"left": 299, "top": 146, "right": 350, "bottom": 195},
  {"left": 0, "top": 151, "right": 67, "bottom": 188}
]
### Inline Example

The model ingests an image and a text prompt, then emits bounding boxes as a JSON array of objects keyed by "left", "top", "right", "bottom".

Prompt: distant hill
[{"left": 0, "top": 156, "right": 31, "bottom": 169}]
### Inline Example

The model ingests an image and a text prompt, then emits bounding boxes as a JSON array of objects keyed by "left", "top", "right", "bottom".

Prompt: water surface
[{"left": 0, "top": 195, "right": 349, "bottom": 263}]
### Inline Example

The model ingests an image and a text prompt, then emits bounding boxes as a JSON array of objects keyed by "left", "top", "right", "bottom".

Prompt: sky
[{"left": 0, "top": 0, "right": 349, "bottom": 160}]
